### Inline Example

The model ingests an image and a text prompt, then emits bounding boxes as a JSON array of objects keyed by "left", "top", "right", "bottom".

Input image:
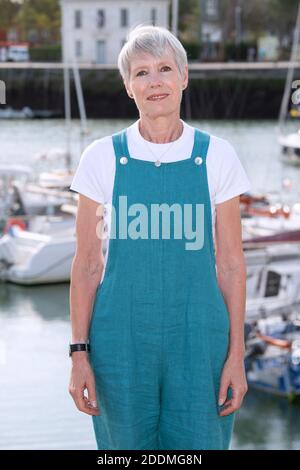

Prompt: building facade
[{"left": 60, "top": 0, "right": 170, "bottom": 64}]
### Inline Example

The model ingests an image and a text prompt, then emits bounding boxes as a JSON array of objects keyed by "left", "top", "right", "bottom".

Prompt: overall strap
[
  {"left": 190, "top": 129, "right": 211, "bottom": 163},
  {"left": 111, "top": 129, "right": 130, "bottom": 160},
  {"left": 112, "top": 127, "right": 210, "bottom": 162}
]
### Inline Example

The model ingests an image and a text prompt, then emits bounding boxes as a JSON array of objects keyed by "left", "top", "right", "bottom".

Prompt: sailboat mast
[
  {"left": 72, "top": 61, "right": 88, "bottom": 156},
  {"left": 63, "top": 63, "right": 72, "bottom": 172}
]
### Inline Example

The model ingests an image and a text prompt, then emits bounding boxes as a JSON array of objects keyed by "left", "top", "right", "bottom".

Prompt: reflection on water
[
  {"left": 232, "top": 389, "right": 300, "bottom": 450},
  {"left": 0, "top": 282, "right": 96, "bottom": 450},
  {"left": 1, "top": 119, "right": 300, "bottom": 449}
]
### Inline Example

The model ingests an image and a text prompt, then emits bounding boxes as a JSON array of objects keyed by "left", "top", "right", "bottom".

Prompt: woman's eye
[{"left": 136, "top": 66, "right": 171, "bottom": 76}]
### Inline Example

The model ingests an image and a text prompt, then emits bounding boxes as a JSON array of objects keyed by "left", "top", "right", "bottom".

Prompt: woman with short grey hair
[{"left": 69, "top": 24, "right": 251, "bottom": 450}]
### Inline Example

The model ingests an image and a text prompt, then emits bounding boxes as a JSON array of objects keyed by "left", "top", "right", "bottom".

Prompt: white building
[{"left": 60, "top": 0, "right": 170, "bottom": 65}]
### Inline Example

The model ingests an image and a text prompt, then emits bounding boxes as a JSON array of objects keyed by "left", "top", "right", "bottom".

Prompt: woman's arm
[
  {"left": 69, "top": 194, "right": 105, "bottom": 416},
  {"left": 214, "top": 195, "right": 248, "bottom": 416},
  {"left": 70, "top": 194, "right": 105, "bottom": 344}
]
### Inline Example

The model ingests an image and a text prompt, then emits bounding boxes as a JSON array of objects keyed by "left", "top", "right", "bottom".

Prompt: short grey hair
[{"left": 117, "top": 24, "right": 188, "bottom": 82}]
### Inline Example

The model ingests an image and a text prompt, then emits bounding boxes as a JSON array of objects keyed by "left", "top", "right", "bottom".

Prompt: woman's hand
[
  {"left": 218, "top": 355, "right": 248, "bottom": 416},
  {"left": 69, "top": 354, "right": 100, "bottom": 416}
]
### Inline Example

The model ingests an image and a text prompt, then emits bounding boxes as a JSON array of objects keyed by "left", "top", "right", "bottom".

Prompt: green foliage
[
  {"left": 224, "top": 41, "right": 257, "bottom": 61},
  {"left": 16, "top": 0, "right": 61, "bottom": 44},
  {"left": 0, "top": 0, "right": 20, "bottom": 29},
  {"left": 184, "top": 42, "right": 202, "bottom": 61},
  {"left": 1, "top": 0, "right": 60, "bottom": 44},
  {"left": 29, "top": 44, "right": 61, "bottom": 61},
  {"left": 178, "top": 0, "right": 200, "bottom": 43}
]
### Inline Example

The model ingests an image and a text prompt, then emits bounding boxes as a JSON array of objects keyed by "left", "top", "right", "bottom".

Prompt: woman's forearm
[
  {"left": 70, "top": 255, "right": 104, "bottom": 344},
  {"left": 217, "top": 254, "right": 247, "bottom": 360}
]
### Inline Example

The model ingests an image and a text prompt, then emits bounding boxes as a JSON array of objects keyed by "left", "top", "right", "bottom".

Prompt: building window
[
  {"left": 96, "top": 40, "right": 106, "bottom": 64},
  {"left": 75, "top": 40, "right": 82, "bottom": 58},
  {"left": 206, "top": 0, "right": 218, "bottom": 17},
  {"left": 75, "top": 10, "right": 82, "bottom": 28},
  {"left": 120, "top": 9, "right": 128, "bottom": 27},
  {"left": 151, "top": 8, "right": 157, "bottom": 25},
  {"left": 97, "top": 9, "right": 105, "bottom": 28}
]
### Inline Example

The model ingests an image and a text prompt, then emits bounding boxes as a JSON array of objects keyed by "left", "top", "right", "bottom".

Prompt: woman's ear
[
  {"left": 183, "top": 65, "right": 188, "bottom": 90},
  {"left": 124, "top": 80, "right": 132, "bottom": 98}
]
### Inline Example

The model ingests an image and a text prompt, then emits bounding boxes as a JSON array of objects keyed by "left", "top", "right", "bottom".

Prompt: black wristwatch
[{"left": 69, "top": 342, "right": 90, "bottom": 357}]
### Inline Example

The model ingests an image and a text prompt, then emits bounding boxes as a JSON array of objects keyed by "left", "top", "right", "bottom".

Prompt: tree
[
  {"left": 0, "top": 0, "right": 21, "bottom": 38},
  {"left": 268, "top": 0, "right": 299, "bottom": 46},
  {"left": 178, "top": 0, "right": 200, "bottom": 43},
  {"left": 218, "top": 0, "right": 299, "bottom": 59},
  {"left": 15, "top": 0, "right": 61, "bottom": 44}
]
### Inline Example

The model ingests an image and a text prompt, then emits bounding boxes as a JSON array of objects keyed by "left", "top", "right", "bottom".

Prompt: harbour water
[{"left": 1, "top": 118, "right": 300, "bottom": 449}]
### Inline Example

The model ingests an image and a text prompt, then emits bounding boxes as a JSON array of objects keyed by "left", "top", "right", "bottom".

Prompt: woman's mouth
[{"left": 147, "top": 94, "right": 169, "bottom": 101}]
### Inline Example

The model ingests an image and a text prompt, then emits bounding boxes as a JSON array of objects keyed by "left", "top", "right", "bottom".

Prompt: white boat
[
  {"left": 0, "top": 164, "right": 75, "bottom": 223},
  {"left": 245, "top": 311, "right": 300, "bottom": 399},
  {"left": 0, "top": 165, "right": 31, "bottom": 220},
  {"left": 0, "top": 106, "right": 34, "bottom": 119},
  {"left": 37, "top": 169, "right": 74, "bottom": 189},
  {"left": 0, "top": 106, "right": 62, "bottom": 119},
  {"left": 245, "top": 241, "right": 300, "bottom": 270},
  {"left": 279, "top": 132, "right": 300, "bottom": 165},
  {"left": 246, "top": 259, "right": 300, "bottom": 320},
  {"left": 242, "top": 202, "right": 300, "bottom": 241},
  {"left": 0, "top": 219, "right": 76, "bottom": 285}
]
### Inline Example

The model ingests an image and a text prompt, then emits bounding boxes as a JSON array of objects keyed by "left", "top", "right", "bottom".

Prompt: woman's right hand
[{"left": 69, "top": 353, "right": 100, "bottom": 416}]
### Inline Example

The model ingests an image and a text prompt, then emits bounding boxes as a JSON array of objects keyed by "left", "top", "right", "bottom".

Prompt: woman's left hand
[{"left": 218, "top": 355, "right": 248, "bottom": 416}]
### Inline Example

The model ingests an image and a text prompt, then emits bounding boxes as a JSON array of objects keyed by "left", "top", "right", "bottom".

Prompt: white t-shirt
[{"left": 70, "top": 119, "right": 251, "bottom": 282}]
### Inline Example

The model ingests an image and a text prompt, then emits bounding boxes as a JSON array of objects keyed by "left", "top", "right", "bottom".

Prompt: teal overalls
[{"left": 88, "top": 126, "right": 235, "bottom": 450}]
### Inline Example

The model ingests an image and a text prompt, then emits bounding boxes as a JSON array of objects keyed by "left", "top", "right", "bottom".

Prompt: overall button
[
  {"left": 194, "top": 156, "right": 203, "bottom": 165},
  {"left": 120, "top": 156, "right": 128, "bottom": 165},
  {"left": 154, "top": 160, "right": 161, "bottom": 167}
]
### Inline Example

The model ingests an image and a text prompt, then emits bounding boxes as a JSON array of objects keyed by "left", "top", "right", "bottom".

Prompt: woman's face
[{"left": 124, "top": 49, "right": 188, "bottom": 119}]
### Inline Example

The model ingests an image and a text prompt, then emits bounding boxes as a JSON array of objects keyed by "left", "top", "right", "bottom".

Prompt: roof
[
  {"left": 266, "top": 261, "right": 300, "bottom": 274},
  {"left": 0, "top": 42, "right": 29, "bottom": 47}
]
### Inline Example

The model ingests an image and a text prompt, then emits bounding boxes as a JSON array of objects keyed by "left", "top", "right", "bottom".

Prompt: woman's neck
[{"left": 138, "top": 116, "right": 183, "bottom": 144}]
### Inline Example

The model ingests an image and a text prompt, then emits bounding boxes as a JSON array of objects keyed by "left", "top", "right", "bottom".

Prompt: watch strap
[{"left": 69, "top": 343, "right": 90, "bottom": 357}]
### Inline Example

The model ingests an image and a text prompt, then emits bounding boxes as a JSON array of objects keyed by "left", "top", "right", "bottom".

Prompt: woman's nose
[{"left": 147, "top": 72, "right": 163, "bottom": 86}]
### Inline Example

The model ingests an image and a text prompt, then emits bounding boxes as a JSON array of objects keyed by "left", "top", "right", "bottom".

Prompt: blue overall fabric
[{"left": 88, "top": 126, "right": 236, "bottom": 450}]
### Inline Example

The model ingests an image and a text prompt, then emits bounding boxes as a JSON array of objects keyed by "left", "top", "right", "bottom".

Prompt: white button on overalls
[
  {"left": 194, "top": 156, "right": 203, "bottom": 165},
  {"left": 120, "top": 156, "right": 128, "bottom": 165}
]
